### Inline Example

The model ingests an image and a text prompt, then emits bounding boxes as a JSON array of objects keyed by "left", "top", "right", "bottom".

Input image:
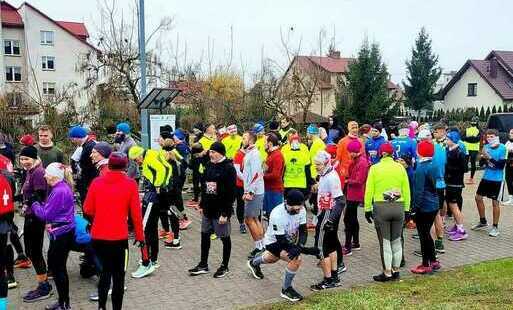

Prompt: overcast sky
[{"left": 11, "top": 0, "right": 513, "bottom": 84}]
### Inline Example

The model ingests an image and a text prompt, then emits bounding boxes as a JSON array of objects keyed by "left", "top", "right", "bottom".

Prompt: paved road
[{"left": 8, "top": 171, "right": 513, "bottom": 309}]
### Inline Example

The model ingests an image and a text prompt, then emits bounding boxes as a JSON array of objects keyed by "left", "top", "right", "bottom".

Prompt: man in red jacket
[
  {"left": 263, "top": 133, "right": 285, "bottom": 218},
  {"left": 83, "top": 152, "right": 144, "bottom": 310}
]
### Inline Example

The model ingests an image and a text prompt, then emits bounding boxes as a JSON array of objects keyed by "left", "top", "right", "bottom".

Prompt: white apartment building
[{"left": 0, "top": 1, "right": 98, "bottom": 115}]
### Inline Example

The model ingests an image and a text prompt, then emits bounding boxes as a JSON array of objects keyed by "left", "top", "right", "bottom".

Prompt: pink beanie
[{"left": 347, "top": 139, "right": 362, "bottom": 153}]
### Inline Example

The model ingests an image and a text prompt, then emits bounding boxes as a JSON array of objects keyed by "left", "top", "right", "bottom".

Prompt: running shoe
[
  {"left": 188, "top": 264, "right": 209, "bottom": 276},
  {"left": 410, "top": 264, "right": 433, "bottom": 274},
  {"left": 431, "top": 260, "right": 441, "bottom": 271},
  {"left": 435, "top": 240, "right": 445, "bottom": 254},
  {"left": 14, "top": 257, "right": 32, "bottom": 269},
  {"left": 239, "top": 223, "right": 247, "bottom": 234},
  {"left": 247, "top": 260, "right": 264, "bottom": 279},
  {"left": 392, "top": 271, "right": 400, "bottom": 281},
  {"left": 489, "top": 227, "right": 500, "bottom": 237},
  {"left": 179, "top": 218, "right": 192, "bottom": 230},
  {"left": 351, "top": 243, "right": 361, "bottom": 251},
  {"left": 131, "top": 263, "right": 155, "bottom": 279},
  {"left": 280, "top": 286, "right": 303, "bottom": 302},
  {"left": 165, "top": 239, "right": 182, "bottom": 249},
  {"left": 471, "top": 222, "right": 488, "bottom": 231},
  {"left": 331, "top": 276, "right": 341, "bottom": 287},
  {"left": 373, "top": 273, "right": 392, "bottom": 282},
  {"left": 152, "top": 261, "right": 160, "bottom": 269},
  {"left": 310, "top": 278, "right": 336, "bottom": 291},
  {"left": 448, "top": 230, "right": 468, "bottom": 241},
  {"left": 89, "top": 286, "right": 127, "bottom": 301},
  {"left": 23, "top": 281, "right": 53, "bottom": 303},
  {"left": 158, "top": 229, "right": 168, "bottom": 239},
  {"left": 7, "top": 273, "right": 17, "bottom": 289},
  {"left": 45, "top": 301, "right": 71, "bottom": 310},
  {"left": 337, "top": 262, "right": 347, "bottom": 274},
  {"left": 445, "top": 225, "right": 458, "bottom": 235},
  {"left": 248, "top": 248, "right": 263, "bottom": 259},
  {"left": 342, "top": 247, "right": 352, "bottom": 257},
  {"left": 213, "top": 265, "right": 230, "bottom": 278}
]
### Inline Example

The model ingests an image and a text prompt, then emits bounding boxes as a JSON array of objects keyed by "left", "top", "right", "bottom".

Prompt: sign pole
[{"left": 138, "top": 0, "right": 149, "bottom": 148}]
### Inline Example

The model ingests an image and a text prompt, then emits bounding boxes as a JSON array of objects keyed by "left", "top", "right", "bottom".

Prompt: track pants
[
  {"left": 47, "top": 231, "right": 74, "bottom": 306},
  {"left": 143, "top": 203, "right": 160, "bottom": 265},
  {"left": 373, "top": 202, "right": 404, "bottom": 271}
]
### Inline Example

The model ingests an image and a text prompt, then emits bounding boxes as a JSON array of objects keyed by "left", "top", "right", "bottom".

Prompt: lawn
[{"left": 256, "top": 258, "right": 513, "bottom": 310}]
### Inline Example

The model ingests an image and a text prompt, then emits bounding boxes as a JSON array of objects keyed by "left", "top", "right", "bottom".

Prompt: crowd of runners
[{"left": 0, "top": 115, "right": 510, "bottom": 309}]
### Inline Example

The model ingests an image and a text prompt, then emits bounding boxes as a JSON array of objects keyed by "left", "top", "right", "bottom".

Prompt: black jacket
[
  {"left": 77, "top": 139, "right": 98, "bottom": 192},
  {"left": 200, "top": 158, "right": 236, "bottom": 219},
  {"left": 445, "top": 146, "right": 466, "bottom": 187}
]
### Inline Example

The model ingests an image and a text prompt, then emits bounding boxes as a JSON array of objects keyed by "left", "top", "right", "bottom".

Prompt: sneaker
[
  {"left": 373, "top": 273, "right": 392, "bottom": 282},
  {"left": 165, "top": 239, "right": 182, "bottom": 249},
  {"left": 435, "top": 240, "right": 445, "bottom": 254},
  {"left": 89, "top": 286, "right": 127, "bottom": 301},
  {"left": 445, "top": 225, "right": 458, "bottom": 235},
  {"left": 351, "top": 243, "right": 361, "bottom": 251},
  {"left": 45, "top": 301, "right": 71, "bottom": 310},
  {"left": 489, "top": 227, "right": 500, "bottom": 237},
  {"left": 23, "top": 281, "right": 53, "bottom": 303},
  {"left": 431, "top": 260, "right": 441, "bottom": 271},
  {"left": 158, "top": 229, "right": 168, "bottom": 239},
  {"left": 14, "top": 257, "right": 32, "bottom": 269},
  {"left": 392, "top": 271, "right": 400, "bottom": 280},
  {"left": 247, "top": 260, "right": 264, "bottom": 279},
  {"left": 280, "top": 286, "right": 303, "bottom": 302},
  {"left": 164, "top": 232, "right": 174, "bottom": 244},
  {"left": 248, "top": 248, "right": 263, "bottom": 260},
  {"left": 342, "top": 247, "right": 352, "bottom": 257},
  {"left": 331, "top": 276, "right": 341, "bottom": 287},
  {"left": 310, "top": 278, "right": 335, "bottom": 291},
  {"left": 213, "top": 265, "right": 230, "bottom": 278},
  {"left": 131, "top": 263, "right": 155, "bottom": 278},
  {"left": 448, "top": 230, "right": 468, "bottom": 241},
  {"left": 7, "top": 273, "right": 17, "bottom": 289},
  {"left": 152, "top": 261, "right": 160, "bottom": 269},
  {"left": 239, "top": 223, "right": 247, "bottom": 234},
  {"left": 188, "top": 264, "right": 209, "bottom": 276},
  {"left": 471, "top": 222, "right": 488, "bottom": 231},
  {"left": 337, "top": 262, "right": 347, "bottom": 274},
  {"left": 179, "top": 218, "right": 192, "bottom": 230},
  {"left": 410, "top": 264, "right": 433, "bottom": 274}
]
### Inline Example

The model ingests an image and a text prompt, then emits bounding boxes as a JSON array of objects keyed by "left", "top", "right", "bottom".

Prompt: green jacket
[
  {"left": 142, "top": 149, "right": 172, "bottom": 188},
  {"left": 364, "top": 156, "right": 411, "bottom": 212}
]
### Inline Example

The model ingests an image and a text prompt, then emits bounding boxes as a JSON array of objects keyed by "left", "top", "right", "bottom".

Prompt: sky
[{"left": 10, "top": 0, "right": 513, "bottom": 84}]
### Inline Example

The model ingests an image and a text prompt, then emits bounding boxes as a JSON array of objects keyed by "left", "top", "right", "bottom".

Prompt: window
[
  {"left": 42, "top": 82, "right": 56, "bottom": 95},
  {"left": 42, "top": 56, "right": 55, "bottom": 70},
  {"left": 468, "top": 83, "right": 477, "bottom": 97},
  {"left": 40, "top": 31, "right": 54, "bottom": 45},
  {"left": 4, "top": 40, "right": 20, "bottom": 55},
  {"left": 6, "top": 92, "right": 23, "bottom": 107},
  {"left": 5, "top": 66, "right": 21, "bottom": 82}
]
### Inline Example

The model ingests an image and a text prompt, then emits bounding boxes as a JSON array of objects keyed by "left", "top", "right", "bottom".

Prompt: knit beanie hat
[
  {"left": 314, "top": 150, "right": 332, "bottom": 167},
  {"left": 93, "top": 142, "right": 113, "bottom": 159},
  {"left": 418, "top": 129, "right": 432, "bottom": 141},
  {"left": 446, "top": 131, "right": 461, "bottom": 144},
  {"left": 69, "top": 126, "right": 88, "bottom": 139},
  {"left": 379, "top": 143, "right": 394, "bottom": 156},
  {"left": 20, "top": 134, "right": 35, "bottom": 146},
  {"left": 128, "top": 145, "right": 145, "bottom": 160},
  {"left": 20, "top": 146, "right": 38, "bottom": 159},
  {"left": 307, "top": 124, "right": 319, "bottom": 135},
  {"left": 45, "top": 162, "right": 65, "bottom": 181},
  {"left": 286, "top": 189, "right": 305, "bottom": 206},
  {"left": 209, "top": 142, "right": 226, "bottom": 156},
  {"left": 417, "top": 140, "right": 434, "bottom": 158},
  {"left": 325, "top": 144, "right": 337, "bottom": 158},
  {"left": 253, "top": 123, "right": 265, "bottom": 135},
  {"left": 108, "top": 152, "right": 128, "bottom": 170},
  {"left": 116, "top": 122, "right": 131, "bottom": 134},
  {"left": 347, "top": 139, "right": 362, "bottom": 153}
]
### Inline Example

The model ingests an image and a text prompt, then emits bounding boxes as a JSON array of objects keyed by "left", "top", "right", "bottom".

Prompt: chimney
[
  {"left": 490, "top": 58, "right": 498, "bottom": 78},
  {"left": 329, "top": 50, "right": 341, "bottom": 59}
]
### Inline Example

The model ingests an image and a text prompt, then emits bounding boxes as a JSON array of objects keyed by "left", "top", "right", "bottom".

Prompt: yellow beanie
[{"left": 128, "top": 145, "right": 145, "bottom": 160}]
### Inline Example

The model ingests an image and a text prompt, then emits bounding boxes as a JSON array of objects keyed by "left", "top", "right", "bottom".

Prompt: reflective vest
[
  {"left": 198, "top": 136, "right": 215, "bottom": 174},
  {"left": 222, "top": 135, "right": 242, "bottom": 159},
  {"left": 279, "top": 128, "right": 294, "bottom": 143},
  {"left": 464, "top": 127, "right": 480, "bottom": 152},
  {"left": 282, "top": 143, "right": 310, "bottom": 189},
  {"left": 142, "top": 149, "right": 172, "bottom": 188},
  {"left": 255, "top": 136, "right": 268, "bottom": 162},
  {"left": 309, "top": 137, "right": 326, "bottom": 178}
]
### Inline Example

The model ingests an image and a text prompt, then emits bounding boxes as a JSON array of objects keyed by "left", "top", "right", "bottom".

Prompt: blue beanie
[
  {"left": 253, "top": 123, "right": 265, "bottom": 135},
  {"left": 173, "top": 128, "right": 185, "bottom": 141},
  {"left": 116, "top": 122, "right": 130, "bottom": 134},
  {"left": 69, "top": 126, "right": 88, "bottom": 139},
  {"left": 447, "top": 131, "right": 460, "bottom": 144},
  {"left": 307, "top": 124, "right": 319, "bottom": 135}
]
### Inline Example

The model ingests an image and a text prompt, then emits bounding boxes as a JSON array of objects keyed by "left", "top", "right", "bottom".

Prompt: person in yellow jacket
[
  {"left": 363, "top": 142, "right": 410, "bottom": 282},
  {"left": 462, "top": 117, "right": 481, "bottom": 184},
  {"left": 306, "top": 124, "right": 326, "bottom": 228},
  {"left": 222, "top": 124, "right": 242, "bottom": 160},
  {"left": 282, "top": 134, "right": 312, "bottom": 197},
  {"left": 197, "top": 124, "right": 217, "bottom": 174},
  {"left": 253, "top": 123, "right": 268, "bottom": 162},
  {"left": 129, "top": 144, "right": 172, "bottom": 277}
]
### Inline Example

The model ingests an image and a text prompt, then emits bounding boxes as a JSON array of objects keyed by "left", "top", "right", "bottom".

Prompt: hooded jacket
[
  {"left": 32, "top": 180, "right": 75, "bottom": 238},
  {"left": 346, "top": 154, "right": 369, "bottom": 202},
  {"left": 200, "top": 158, "right": 236, "bottom": 219},
  {"left": 413, "top": 159, "right": 440, "bottom": 213},
  {"left": 365, "top": 135, "right": 386, "bottom": 165}
]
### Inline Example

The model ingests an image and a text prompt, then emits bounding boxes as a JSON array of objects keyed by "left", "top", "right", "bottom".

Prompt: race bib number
[
  {"left": 368, "top": 150, "right": 377, "bottom": 157},
  {"left": 206, "top": 182, "right": 218, "bottom": 195},
  {"left": 318, "top": 193, "right": 333, "bottom": 210}
]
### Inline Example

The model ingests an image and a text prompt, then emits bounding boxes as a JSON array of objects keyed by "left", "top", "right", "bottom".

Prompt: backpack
[{"left": 0, "top": 173, "right": 14, "bottom": 218}]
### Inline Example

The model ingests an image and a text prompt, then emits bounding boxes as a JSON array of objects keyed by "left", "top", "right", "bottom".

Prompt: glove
[
  {"left": 365, "top": 211, "right": 373, "bottom": 224},
  {"left": 133, "top": 240, "right": 145, "bottom": 248},
  {"left": 323, "top": 220, "right": 336, "bottom": 232},
  {"left": 287, "top": 245, "right": 301, "bottom": 260}
]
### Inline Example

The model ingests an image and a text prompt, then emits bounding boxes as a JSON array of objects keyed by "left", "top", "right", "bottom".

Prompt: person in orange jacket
[{"left": 336, "top": 121, "right": 365, "bottom": 181}]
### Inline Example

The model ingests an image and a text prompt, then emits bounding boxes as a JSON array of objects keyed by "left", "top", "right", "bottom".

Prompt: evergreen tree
[
  {"left": 492, "top": 106, "right": 497, "bottom": 114},
  {"left": 485, "top": 107, "right": 491, "bottom": 118},
  {"left": 403, "top": 27, "right": 442, "bottom": 119},
  {"left": 479, "top": 106, "right": 485, "bottom": 120},
  {"left": 335, "top": 38, "right": 391, "bottom": 124},
  {"left": 498, "top": 106, "right": 503, "bottom": 113}
]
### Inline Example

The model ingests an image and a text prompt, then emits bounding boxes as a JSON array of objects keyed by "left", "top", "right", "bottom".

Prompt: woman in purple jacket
[{"left": 32, "top": 162, "right": 75, "bottom": 310}]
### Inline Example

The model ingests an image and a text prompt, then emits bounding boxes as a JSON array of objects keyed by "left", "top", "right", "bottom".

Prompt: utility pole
[{"left": 138, "top": 0, "right": 149, "bottom": 147}]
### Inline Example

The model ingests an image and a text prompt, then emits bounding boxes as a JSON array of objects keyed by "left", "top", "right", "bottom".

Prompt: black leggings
[
  {"left": 200, "top": 233, "right": 231, "bottom": 268},
  {"left": 47, "top": 231, "right": 73, "bottom": 306},
  {"left": 0, "top": 233, "right": 7, "bottom": 298},
  {"left": 235, "top": 187, "right": 245, "bottom": 224},
  {"left": 415, "top": 210, "right": 438, "bottom": 266},
  {"left": 9, "top": 223, "right": 24, "bottom": 256},
  {"left": 344, "top": 201, "right": 360, "bottom": 248},
  {"left": 506, "top": 166, "right": 513, "bottom": 195},
  {"left": 143, "top": 203, "right": 160, "bottom": 265},
  {"left": 467, "top": 150, "right": 478, "bottom": 179},
  {"left": 192, "top": 167, "right": 201, "bottom": 202},
  {"left": 93, "top": 240, "right": 128, "bottom": 310},
  {"left": 23, "top": 216, "right": 47, "bottom": 275}
]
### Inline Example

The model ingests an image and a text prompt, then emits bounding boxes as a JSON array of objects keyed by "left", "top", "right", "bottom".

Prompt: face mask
[
  {"left": 487, "top": 137, "right": 500, "bottom": 145},
  {"left": 291, "top": 141, "right": 300, "bottom": 150}
]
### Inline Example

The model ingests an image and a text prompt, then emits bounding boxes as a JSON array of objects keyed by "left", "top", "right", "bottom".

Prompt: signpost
[{"left": 149, "top": 114, "right": 176, "bottom": 149}]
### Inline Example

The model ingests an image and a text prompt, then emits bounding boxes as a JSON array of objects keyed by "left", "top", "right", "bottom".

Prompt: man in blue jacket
[
  {"left": 391, "top": 122, "right": 417, "bottom": 162},
  {"left": 365, "top": 127, "right": 386, "bottom": 165},
  {"left": 432, "top": 123, "right": 447, "bottom": 254}
]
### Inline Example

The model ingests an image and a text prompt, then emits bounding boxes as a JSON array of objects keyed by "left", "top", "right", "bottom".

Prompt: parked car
[{"left": 486, "top": 113, "right": 513, "bottom": 143}]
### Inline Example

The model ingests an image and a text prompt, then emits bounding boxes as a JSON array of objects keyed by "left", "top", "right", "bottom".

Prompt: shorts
[
  {"left": 244, "top": 194, "right": 264, "bottom": 218},
  {"left": 445, "top": 187, "right": 463, "bottom": 204},
  {"left": 315, "top": 209, "right": 342, "bottom": 258},
  {"left": 265, "top": 242, "right": 287, "bottom": 258},
  {"left": 436, "top": 188, "right": 445, "bottom": 210},
  {"left": 263, "top": 191, "right": 284, "bottom": 215},
  {"left": 201, "top": 217, "right": 231, "bottom": 238},
  {"left": 476, "top": 179, "right": 502, "bottom": 201}
]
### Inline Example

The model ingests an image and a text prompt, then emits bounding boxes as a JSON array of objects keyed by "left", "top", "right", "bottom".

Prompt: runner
[
  {"left": 222, "top": 124, "right": 242, "bottom": 160},
  {"left": 263, "top": 133, "right": 285, "bottom": 218},
  {"left": 504, "top": 128, "right": 513, "bottom": 206},
  {"left": 364, "top": 143, "right": 411, "bottom": 282},
  {"left": 391, "top": 122, "right": 417, "bottom": 162},
  {"left": 410, "top": 141, "right": 441, "bottom": 275},
  {"left": 445, "top": 131, "right": 468, "bottom": 241},
  {"left": 463, "top": 117, "right": 481, "bottom": 184},
  {"left": 365, "top": 126, "right": 386, "bottom": 165},
  {"left": 343, "top": 139, "right": 369, "bottom": 256},
  {"left": 69, "top": 125, "right": 97, "bottom": 205},
  {"left": 31, "top": 163, "right": 75, "bottom": 310},
  {"left": 90, "top": 142, "right": 112, "bottom": 176},
  {"left": 307, "top": 124, "right": 326, "bottom": 227},
  {"left": 242, "top": 131, "right": 266, "bottom": 259},
  {"left": 253, "top": 123, "right": 268, "bottom": 162},
  {"left": 188, "top": 142, "right": 236, "bottom": 278},
  {"left": 432, "top": 124, "right": 447, "bottom": 254},
  {"left": 310, "top": 151, "right": 345, "bottom": 291},
  {"left": 472, "top": 129, "right": 506, "bottom": 237},
  {"left": 282, "top": 134, "right": 312, "bottom": 198},
  {"left": 84, "top": 152, "right": 145, "bottom": 310},
  {"left": 35, "top": 125, "right": 64, "bottom": 168},
  {"left": 247, "top": 190, "right": 306, "bottom": 302},
  {"left": 336, "top": 121, "right": 364, "bottom": 179},
  {"left": 327, "top": 116, "right": 345, "bottom": 144},
  {"left": 172, "top": 129, "right": 192, "bottom": 230},
  {"left": 114, "top": 122, "right": 139, "bottom": 180},
  {"left": 279, "top": 118, "right": 295, "bottom": 145}
]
